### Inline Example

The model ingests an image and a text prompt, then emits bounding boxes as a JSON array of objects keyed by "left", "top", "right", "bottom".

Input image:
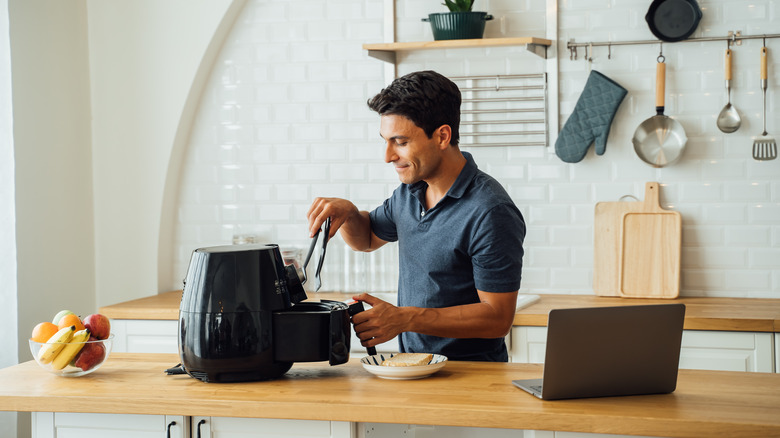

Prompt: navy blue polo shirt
[{"left": 369, "top": 152, "right": 525, "bottom": 361}]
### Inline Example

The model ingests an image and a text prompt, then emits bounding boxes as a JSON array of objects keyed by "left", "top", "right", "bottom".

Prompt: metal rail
[
  {"left": 451, "top": 74, "right": 548, "bottom": 148},
  {"left": 567, "top": 32, "right": 780, "bottom": 60}
]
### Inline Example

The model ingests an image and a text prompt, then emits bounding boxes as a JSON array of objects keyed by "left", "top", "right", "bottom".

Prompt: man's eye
[{"left": 396, "top": 141, "right": 407, "bottom": 146}]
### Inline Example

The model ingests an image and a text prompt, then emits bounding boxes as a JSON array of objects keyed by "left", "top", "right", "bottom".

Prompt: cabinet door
[
  {"left": 192, "top": 417, "right": 354, "bottom": 438},
  {"left": 776, "top": 334, "right": 779, "bottom": 373},
  {"left": 111, "top": 319, "right": 179, "bottom": 354},
  {"left": 679, "top": 330, "right": 774, "bottom": 373},
  {"left": 358, "top": 423, "right": 553, "bottom": 437},
  {"left": 509, "top": 327, "right": 775, "bottom": 373},
  {"left": 33, "top": 412, "right": 187, "bottom": 438},
  {"left": 509, "top": 327, "right": 547, "bottom": 363}
]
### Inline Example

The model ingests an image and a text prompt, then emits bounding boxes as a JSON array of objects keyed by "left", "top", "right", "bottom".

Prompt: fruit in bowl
[{"left": 29, "top": 312, "right": 113, "bottom": 377}]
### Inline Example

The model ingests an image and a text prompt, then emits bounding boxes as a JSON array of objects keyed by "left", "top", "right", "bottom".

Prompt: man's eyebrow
[{"left": 380, "top": 133, "right": 408, "bottom": 141}]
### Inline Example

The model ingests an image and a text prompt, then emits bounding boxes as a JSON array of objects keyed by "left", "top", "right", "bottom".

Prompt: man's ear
[{"left": 435, "top": 125, "right": 452, "bottom": 149}]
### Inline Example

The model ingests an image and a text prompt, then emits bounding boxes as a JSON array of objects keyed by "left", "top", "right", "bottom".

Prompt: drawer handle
[
  {"left": 166, "top": 421, "right": 176, "bottom": 438},
  {"left": 197, "top": 419, "right": 207, "bottom": 438}
]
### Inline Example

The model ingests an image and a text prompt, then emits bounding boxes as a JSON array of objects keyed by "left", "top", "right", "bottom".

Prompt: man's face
[{"left": 379, "top": 114, "right": 443, "bottom": 185}]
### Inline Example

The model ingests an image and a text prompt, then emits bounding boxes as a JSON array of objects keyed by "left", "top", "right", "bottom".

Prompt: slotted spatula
[{"left": 753, "top": 45, "right": 777, "bottom": 161}]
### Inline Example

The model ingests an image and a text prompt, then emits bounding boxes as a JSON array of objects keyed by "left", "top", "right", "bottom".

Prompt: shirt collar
[{"left": 409, "top": 151, "right": 478, "bottom": 201}]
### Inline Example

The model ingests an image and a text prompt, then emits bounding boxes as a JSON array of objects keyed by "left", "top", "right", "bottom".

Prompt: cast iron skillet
[{"left": 645, "top": 0, "right": 703, "bottom": 42}]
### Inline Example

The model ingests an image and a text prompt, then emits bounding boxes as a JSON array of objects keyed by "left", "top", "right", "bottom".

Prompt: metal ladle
[{"left": 716, "top": 48, "right": 741, "bottom": 133}]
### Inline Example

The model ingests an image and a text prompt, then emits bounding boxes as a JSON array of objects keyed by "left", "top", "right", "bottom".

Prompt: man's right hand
[{"left": 306, "top": 197, "right": 360, "bottom": 239}]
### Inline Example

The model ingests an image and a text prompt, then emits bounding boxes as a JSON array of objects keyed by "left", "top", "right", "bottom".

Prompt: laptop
[{"left": 512, "top": 303, "right": 685, "bottom": 400}]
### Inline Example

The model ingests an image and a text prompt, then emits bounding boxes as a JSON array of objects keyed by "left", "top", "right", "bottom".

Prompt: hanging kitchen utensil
[
  {"left": 632, "top": 55, "right": 688, "bottom": 167},
  {"left": 716, "top": 48, "right": 741, "bottom": 133},
  {"left": 645, "top": 0, "right": 702, "bottom": 42},
  {"left": 618, "top": 182, "right": 681, "bottom": 299},
  {"left": 753, "top": 44, "right": 777, "bottom": 161}
]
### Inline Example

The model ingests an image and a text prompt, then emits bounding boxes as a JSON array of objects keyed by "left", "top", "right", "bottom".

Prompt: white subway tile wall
[{"left": 173, "top": 0, "right": 779, "bottom": 298}]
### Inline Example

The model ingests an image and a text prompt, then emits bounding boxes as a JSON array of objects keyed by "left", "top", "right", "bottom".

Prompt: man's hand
[
  {"left": 307, "top": 198, "right": 388, "bottom": 252},
  {"left": 307, "top": 197, "right": 360, "bottom": 239},
  {"left": 350, "top": 290, "right": 518, "bottom": 348},
  {"left": 350, "top": 293, "right": 411, "bottom": 347}
]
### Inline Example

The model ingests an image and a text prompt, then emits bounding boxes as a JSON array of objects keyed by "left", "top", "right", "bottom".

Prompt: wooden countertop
[
  {"left": 100, "top": 291, "right": 780, "bottom": 333},
  {"left": 1, "top": 353, "right": 778, "bottom": 437}
]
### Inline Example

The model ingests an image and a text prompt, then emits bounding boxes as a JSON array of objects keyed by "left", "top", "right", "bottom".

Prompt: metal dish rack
[{"left": 451, "top": 73, "right": 548, "bottom": 148}]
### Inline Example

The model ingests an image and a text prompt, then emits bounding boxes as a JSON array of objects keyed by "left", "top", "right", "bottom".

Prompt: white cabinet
[
  {"left": 359, "top": 423, "right": 551, "bottom": 438},
  {"left": 357, "top": 424, "right": 668, "bottom": 438},
  {"left": 192, "top": 417, "right": 353, "bottom": 438},
  {"left": 111, "top": 319, "right": 179, "bottom": 354},
  {"left": 33, "top": 413, "right": 354, "bottom": 438},
  {"left": 510, "top": 326, "right": 776, "bottom": 373},
  {"left": 33, "top": 412, "right": 188, "bottom": 438},
  {"left": 776, "top": 334, "right": 780, "bottom": 373},
  {"left": 679, "top": 330, "right": 775, "bottom": 373},
  {"left": 110, "top": 318, "right": 395, "bottom": 356}
]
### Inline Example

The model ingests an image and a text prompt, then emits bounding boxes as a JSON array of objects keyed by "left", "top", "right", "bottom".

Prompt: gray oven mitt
[{"left": 555, "top": 70, "right": 627, "bottom": 163}]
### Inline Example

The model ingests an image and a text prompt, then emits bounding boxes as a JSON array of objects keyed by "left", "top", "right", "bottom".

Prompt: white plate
[{"left": 360, "top": 353, "right": 448, "bottom": 380}]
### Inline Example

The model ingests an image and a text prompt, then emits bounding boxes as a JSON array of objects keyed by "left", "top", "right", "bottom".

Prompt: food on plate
[
  {"left": 50, "top": 328, "right": 90, "bottom": 371},
  {"left": 381, "top": 353, "right": 433, "bottom": 367}
]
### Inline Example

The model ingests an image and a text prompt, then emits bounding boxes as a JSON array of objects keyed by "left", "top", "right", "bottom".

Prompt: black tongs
[{"left": 301, "top": 217, "right": 331, "bottom": 292}]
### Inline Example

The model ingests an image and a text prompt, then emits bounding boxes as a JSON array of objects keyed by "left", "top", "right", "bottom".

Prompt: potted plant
[{"left": 422, "top": 0, "right": 493, "bottom": 41}]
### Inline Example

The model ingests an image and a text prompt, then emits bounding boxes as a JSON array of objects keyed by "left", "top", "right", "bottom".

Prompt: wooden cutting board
[
  {"left": 618, "top": 182, "right": 681, "bottom": 299},
  {"left": 593, "top": 195, "right": 644, "bottom": 296}
]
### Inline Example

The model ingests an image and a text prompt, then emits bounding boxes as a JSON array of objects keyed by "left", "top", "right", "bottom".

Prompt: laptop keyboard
[{"left": 530, "top": 384, "right": 543, "bottom": 393}]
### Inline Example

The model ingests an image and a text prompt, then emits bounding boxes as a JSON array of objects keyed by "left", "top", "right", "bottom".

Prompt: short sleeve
[
  {"left": 470, "top": 203, "right": 525, "bottom": 293},
  {"left": 369, "top": 196, "right": 399, "bottom": 243}
]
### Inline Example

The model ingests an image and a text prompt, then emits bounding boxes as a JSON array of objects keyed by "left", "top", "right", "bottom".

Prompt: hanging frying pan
[
  {"left": 632, "top": 58, "right": 687, "bottom": 168},
  {"left": 645, "top": 0, "right": 702, "bottom": 42}
]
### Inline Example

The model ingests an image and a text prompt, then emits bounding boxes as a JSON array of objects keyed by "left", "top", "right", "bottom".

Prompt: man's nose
[{"left": 384, "top": 142, "right": 396, "bottom": 163}]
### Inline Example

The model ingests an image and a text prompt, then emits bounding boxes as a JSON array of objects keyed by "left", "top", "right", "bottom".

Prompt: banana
[
  {"left": 50, "top": 328, "right": 90, "bottom": 371},
  {"left": 37, "top": 325, "right": 75, "bottom": 364}
]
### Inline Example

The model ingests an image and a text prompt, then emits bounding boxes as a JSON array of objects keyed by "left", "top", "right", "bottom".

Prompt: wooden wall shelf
[{"left": 362, "top": 37, "right": 553, "bottom": 63}]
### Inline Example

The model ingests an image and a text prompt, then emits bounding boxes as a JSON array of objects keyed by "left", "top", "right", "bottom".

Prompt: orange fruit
[
  {"left": 57, "top": 313, "right": 85, "bottom": 332},
  {"left": 31, "top": 322, "right": 59, "bottom": 343}
]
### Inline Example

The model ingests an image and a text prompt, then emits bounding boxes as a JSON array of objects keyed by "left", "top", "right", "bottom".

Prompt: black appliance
[{"left": 178, "top": 243, "right": 351, "bottom": 382}]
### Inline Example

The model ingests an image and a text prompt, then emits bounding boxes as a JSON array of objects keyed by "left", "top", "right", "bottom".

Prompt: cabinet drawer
[{"left": 111, "top": 320, "right": 179, "bottom": 354}]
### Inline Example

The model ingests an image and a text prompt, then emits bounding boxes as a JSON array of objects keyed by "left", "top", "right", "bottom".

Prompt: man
[{"left": 307, "top": 70, "right": 525, "bottom": 361}]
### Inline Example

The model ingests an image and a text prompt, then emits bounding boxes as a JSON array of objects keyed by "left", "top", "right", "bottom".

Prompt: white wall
[
  {"left": 171, "top": 0, "right": 779, "bottom": 299},
  {"left": 8, "top": 2, "right": 92, "bottom": 436},
  {"left": 9, "top": 0, "right": 94, "bottom": 363},
  {"left": 86, "top": 0, "right": 235, "bottom": 306},
  {"left": 0, "top": 0, "right": 18, "bottom": 435}
]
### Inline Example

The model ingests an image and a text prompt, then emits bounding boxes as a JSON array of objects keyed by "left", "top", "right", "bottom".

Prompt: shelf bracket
[
  {"left": 526, "top": 43, "right": 548, "bottom": 59},
  {"left": 367, "top": 50, "right": 396, "bottom": 64}
]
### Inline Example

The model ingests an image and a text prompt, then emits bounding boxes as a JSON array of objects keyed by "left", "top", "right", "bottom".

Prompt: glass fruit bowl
[{"left": 29, "top": 334, "right": 114, "bottom": 377}]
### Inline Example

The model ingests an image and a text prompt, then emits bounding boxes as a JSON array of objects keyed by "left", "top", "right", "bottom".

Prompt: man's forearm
[
  {"left": 403, "top": 301, "right": 515, "bottom": 339},
  {"left": 339, "top": 210, "right": 375, "bottom": 252}
]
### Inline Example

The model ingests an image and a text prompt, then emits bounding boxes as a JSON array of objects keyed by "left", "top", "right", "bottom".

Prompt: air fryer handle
[{"left": 348, "top": 301, "right": 377, "bottom": 356}]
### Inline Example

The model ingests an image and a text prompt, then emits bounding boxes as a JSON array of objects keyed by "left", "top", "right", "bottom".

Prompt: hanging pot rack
[{"left": 567, "top": 31, "right": 780, "bottom": 61}]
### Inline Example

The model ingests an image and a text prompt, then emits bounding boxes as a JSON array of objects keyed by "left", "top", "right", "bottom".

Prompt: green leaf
[{"left": 442, "top": 0, "right": 474, "bottom": 12}]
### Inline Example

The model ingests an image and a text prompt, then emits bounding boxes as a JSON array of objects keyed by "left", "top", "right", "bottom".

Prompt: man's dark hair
[{"left": 367, "top": 70, "right": 461, "bottom": 147}]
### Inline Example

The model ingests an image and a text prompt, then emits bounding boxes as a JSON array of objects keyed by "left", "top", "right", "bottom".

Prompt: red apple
[
  {"left": 83, "top": 313, "right": 111, "bottom": 340},
  {"left": 73, "top": 336, "right": 106, "bottom": 371}
]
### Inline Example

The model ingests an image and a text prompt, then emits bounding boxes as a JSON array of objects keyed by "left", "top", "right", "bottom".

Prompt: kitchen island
[
  {"left": 99, "top": 291, "right": 780, "bottom": 373},
  {"left": 99, "top": 290, "right": 780, "bottom": 332},
  {"left": 1, "top": 353, "right": 779, "bottom": 438}
]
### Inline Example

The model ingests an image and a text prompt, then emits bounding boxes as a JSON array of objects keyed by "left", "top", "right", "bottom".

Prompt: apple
[
  {"left": 51, "top": 310, "right": 75, "bottom": 325},
  {"left": 83, "top": 313, "right": 111, "bottom": 340},
  {"left": 73, "top": 336, "right": 106, "bottom": 371}
]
